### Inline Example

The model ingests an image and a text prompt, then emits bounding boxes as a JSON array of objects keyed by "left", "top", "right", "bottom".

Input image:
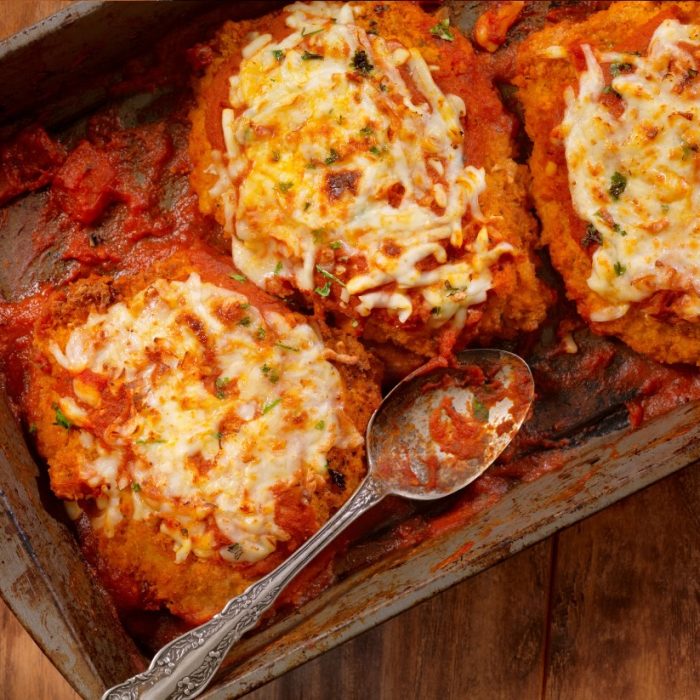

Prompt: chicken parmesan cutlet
[
  {"left": 189, "top": 0, "right": 550, "bottom": 358},
  {"left": 517, "top": 1, "right": 700, "bottom": 365},
  {"left": 24, "top": 249, "right": 381, "bottom": 623}
]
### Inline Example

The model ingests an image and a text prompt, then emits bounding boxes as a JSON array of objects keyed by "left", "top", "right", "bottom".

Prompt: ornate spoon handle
[{"left": 102, "top": 475, "right": 386, "bottom": 700}]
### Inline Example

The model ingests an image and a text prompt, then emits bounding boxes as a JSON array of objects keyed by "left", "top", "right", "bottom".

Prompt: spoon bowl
[
  {"left": 368, "top": 349, "right": 534, "bottom": 499},
  {"left": 104, "top": 349, "right": 534, "bottom": 700}
]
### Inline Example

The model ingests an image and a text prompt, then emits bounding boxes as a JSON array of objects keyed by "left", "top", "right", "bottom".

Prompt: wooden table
[{"left": 2, "top": 2, "right": 700, "bottom": 698}]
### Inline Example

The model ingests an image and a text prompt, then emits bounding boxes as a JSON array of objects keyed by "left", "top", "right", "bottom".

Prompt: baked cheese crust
[
  {"left": 25, "top": 249, "right": 381, "bottom": 622},
  {"left": 517, "top": 1, "right": 700, "bottom": 365},
  {"left": 190, "top": 1, "right": 550, "bottom": 356}
]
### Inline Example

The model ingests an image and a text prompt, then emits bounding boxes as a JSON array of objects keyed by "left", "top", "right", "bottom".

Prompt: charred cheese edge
[
  {"left": 561, "top": 20, "right": 700, "bottom": 323},
  {"left": 45, "top": 273, "right": 361, "bottom": 564},
  {"left": 206, "top": 0, "right": 513, "bottom": 329}
]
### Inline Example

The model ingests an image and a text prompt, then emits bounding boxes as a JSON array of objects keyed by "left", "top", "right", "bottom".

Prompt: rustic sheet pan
[{"left": 1, "top": 2, "right": 699, "bottom": 699}]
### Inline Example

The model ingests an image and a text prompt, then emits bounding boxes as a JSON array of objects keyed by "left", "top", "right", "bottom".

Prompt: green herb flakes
[
  {"left": 315, "top": 280, "right": 332, "bottom": 297},
  {"left": 472, "top": 397, "right": 489, "bottom": 422},
  {"left": 238, "top": 316, "right": 251, "bottom": 327},
  {"left": 274, "top": 261, "right": 283, "bottom": 275},
  {"left": 257, "top": 326, "right": 267, "bottom": 340},
  {"left": 230, "top": 272, "right": 247, "bottom": 282},
  {"left": 430, "top": 18, "right": 454, "bottom": 42},
  {"left": 272, "top": 49, "right": 285, "bottom": 62},
  {"left": 329, "top": 241, "right": 342, "bottom": 250},
  {"left": 52, "top": 404, "right": 73, "bottom": 430},
  {"left": 351, "top": 49, "right": 374, "bottom": 74},
  {"left": 277, "top": 180, "right": 294, "bottom": 193},
  {"left": 324, "top": 148, "right": 340, "bottom": 166},
  {"left": 315, "top": 420, "right": 325, "bottom": 430},
  {"left": 609, "top": 171, "right": 627, "bottom": 200},
  {"left": 275, "top": 342, "right": 299, "bottom": 352},
  {"left": 227, "top": 542, "right": 243, "bottom": 559},
  {"left": 215, "top": 376, "right": 230, "bottom": 399},
  {"left": 301, "top": 50, "right": 324, "bottom": 61},
  {"left": 262, "top": 398, "right": 281, "bottom": 414},
  {"left": 582, "top": 224, "right": 603, "bottom": 247},
  {"left": 316, "top": 264, "right": 346, "bottom": 287},
  {"left": 261, "top": 364, "right": 280, "bottom": 383},
  {"left": 131, "top": 482, "right": 141, "bottom": 493},
  {"left": 614, "top": 261, "right": 627, "bottom": 276}
]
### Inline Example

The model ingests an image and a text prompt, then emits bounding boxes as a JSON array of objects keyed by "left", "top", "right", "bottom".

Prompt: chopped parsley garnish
[
  {"left": 602, "top": 85, "right": 621, "bottom": 97},
  {"left": 315, "top": 280, "right": 332, "bottom": 297},
  {"left": 681, "top": 139, "right": 697, "bottom": 160},
  {"left": 239, "top": 302, "right": 251, "bottom": 310},
  {"left": 256, "top": 326, "right": 267, "bottom": 340},
  {"left": 359, "top": 125, "right": 374, "bottom": 137},
  {"left": 315, "top": 420, "right": 325, "bottom": 430},
  {"left": 135, "top": 438, "right": 166, "bottom": 445},
  {"left": 301, "top": 26, "right": 324, "bottom": 37},
  {"left": 311, "top": 228, "right": 326, "bottom": 242},
  {"left": 215, "top": 376, "right": 230, "bottom": 399},
  {"left": 610, "top": 62, "right": 633, "bottom": 78},
  {"left": 316, "top": 264, "right": 346, "bottom": 287},
  {"left": 430, "top": 18, "right": 454, "bottom": 42},
  {"left": 261, "top": 364, "right": 280, "bottom": 383},
  {"left": 369, "top": 145, "right": 382, "bottom": 156},
  {"left": 52, "top": 404, "right": 72, "bottom": 430},
  {"left": 444, "top": 280, "right": 464, "bottom": 297},
  {"left": 230, "top": 272, "right": 247, "bottom": 282},
  {"left": 613, "top": 223, "right": 627, "bottom": 237},
  {"left": 301, "top": 50, "right": 324, "bottom": 61},
  {"left": 262, "top": 398, "right": 281, "bottom": 414},
  {"left": 379, "top": 81, "right": 387, "bottom": 92},
  {"left": 351, "top": 49, "right": 374, "bottom": 75},
  {"left": 614, "top": 261, "right": 627, "bottom": 276},
  {"left": 226, "top": 543, "right": 243, "bottom": 560},
  {"left": 274, "top": 261, "right": 283, "bottom": 275},
  {"left": 272, "top": 49, "right": 285, "bottom": 62},
  {"left": 329, "top": 240, "right": 342, "bottom": 250},
  {"left": 303, "top": 201, "right": 311, "bottom": 211},
  {"left": 324, "top": 148, "right": 340, "bottom": 166},
  {"left": 238, "top": 316, "right": 251, "bottom": 327},
  {"left": 582, "top": 224, "right": 603, "bottom": 247},
  {"left": 131, "top": 482, "right": 141, "bottom": 493},
  {"left": 28, "top": 423, "right": 37, "bottom": 435},
  {"left": 472, "top": 397, "right": 490, "bottom": 422},
  {"left": 213, "top": 431, "right": 223, "bottom": 441},
  {"left": 275, "top": 342, "right": 299, "bottom": 352},
  {"left": 609, "top": 171, "right": 627, "bottom": 200},
  {"left": 277, "top": 180, "right": 294, "bottom": 193}
]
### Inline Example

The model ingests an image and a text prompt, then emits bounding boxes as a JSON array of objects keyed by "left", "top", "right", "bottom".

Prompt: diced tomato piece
[{"left": 52, "top": 141, "right": 116, "bottom": 225}]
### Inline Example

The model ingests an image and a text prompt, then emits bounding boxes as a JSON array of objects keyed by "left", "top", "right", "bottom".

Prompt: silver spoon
[{"left": 103, "top": 349, "right": 534, "bottom": 700}]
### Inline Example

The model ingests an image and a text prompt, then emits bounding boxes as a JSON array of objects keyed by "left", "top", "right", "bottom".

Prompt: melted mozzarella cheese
[
  {"left": 210, "top": 1, "right": 511, "bottom": 328},
  {"left": 50, "top": 273, "right": 360, "bottom": 563},
  {"left": 562, "top": 20, "right": 700, "bottom": 322}
]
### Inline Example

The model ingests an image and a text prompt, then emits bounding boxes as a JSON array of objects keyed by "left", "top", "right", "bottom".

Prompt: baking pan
[{"left": 1, "top": 2, "right": 700, "bottom": 699}]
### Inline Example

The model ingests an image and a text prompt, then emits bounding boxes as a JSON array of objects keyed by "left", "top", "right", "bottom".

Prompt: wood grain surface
[{"left": 1, "top": 3, "right": 699, "bottom": 699}]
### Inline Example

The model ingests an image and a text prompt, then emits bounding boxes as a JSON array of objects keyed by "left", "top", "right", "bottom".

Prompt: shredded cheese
[
  {"left": 209, "top": 1, "right": 511, "bottom": 328},
  {"left": 562, "top": 20, "right": 700, "bottom": 321},
  {"left": 49, "top": 273, "right": 360, "bottom": 563}
]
